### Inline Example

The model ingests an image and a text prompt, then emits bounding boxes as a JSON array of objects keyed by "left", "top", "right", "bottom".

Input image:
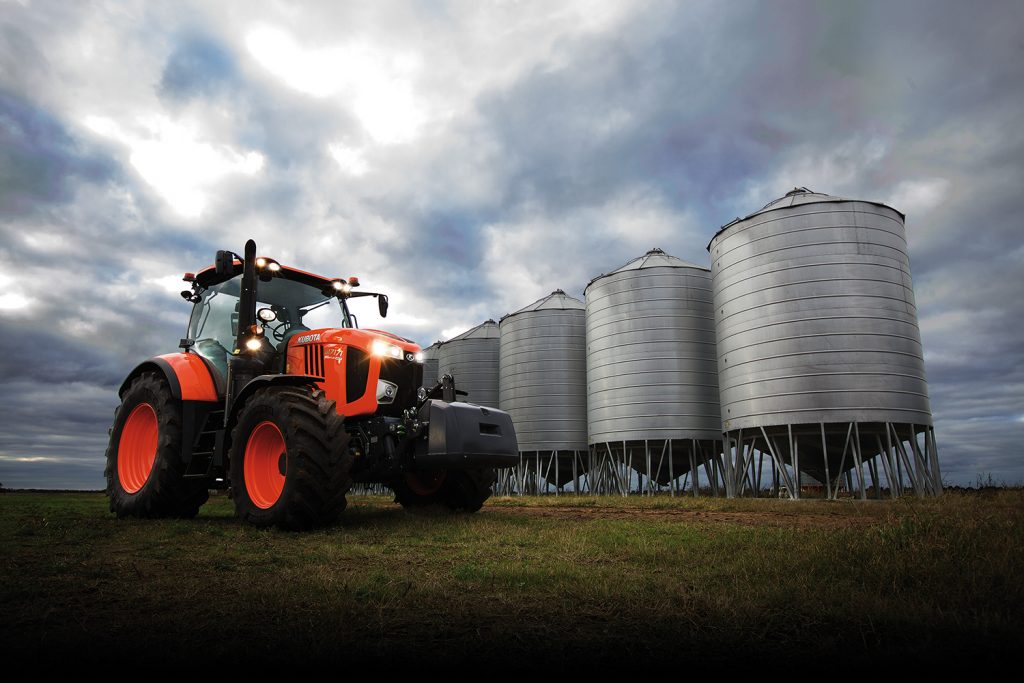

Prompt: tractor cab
[{"left": 185, "top": 264, "right": 358, "bottom": 380}]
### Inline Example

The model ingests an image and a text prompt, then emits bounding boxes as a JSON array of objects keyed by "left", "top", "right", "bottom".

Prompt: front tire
[
  {"left": 105, "top": 372, "right": 210, "bottom": 518},
  {"left": 229, "top": 386, "right": 352, "bottom": 530},
  {"left": 393, "top": 468, "right": 495, "bottom": 513}
]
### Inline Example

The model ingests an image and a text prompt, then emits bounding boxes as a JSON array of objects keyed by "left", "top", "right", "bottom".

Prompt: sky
[{"left": 0, "top": 0, "right": 1021, "bottom": 489}]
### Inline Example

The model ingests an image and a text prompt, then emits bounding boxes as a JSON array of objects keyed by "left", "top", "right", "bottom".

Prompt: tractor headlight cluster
[
  {"left": 371, "top": 339, "right": 403, "bottom": 359},
  {"left": 255, "top": 257, "right": 281, "bottom": 272},
  {"left": 331, "top": 279, "right": 353, "bottom": 294},
  {"left": 245, "top": 324, "right": 265, "bottom": 351}
]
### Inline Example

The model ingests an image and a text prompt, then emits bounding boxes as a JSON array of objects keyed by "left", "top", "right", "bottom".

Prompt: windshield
[{"left": 187, "top": 275, "right": 353, "bottom": 369}]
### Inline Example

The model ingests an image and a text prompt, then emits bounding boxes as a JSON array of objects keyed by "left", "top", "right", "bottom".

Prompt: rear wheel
[
  {"left": 229, "top": 385, "right": 352, "bottom": 530},
  {"left": 393, "top": 468, "right": 495, "bottom": 512},
  {"left": 105, "top": 372, "right": 210, "bottom": 518}
]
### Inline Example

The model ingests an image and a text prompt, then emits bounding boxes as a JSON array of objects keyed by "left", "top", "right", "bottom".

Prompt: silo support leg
[
  {"left": 689, "top": 447, "right": 697, "bottom": 497},
  {"left": 851, "top": 424, "right": 867, "bottom": 500},
  {"left": 789, "top": 425, "right": 800, "bottom": 500},
  {"left": 875, "top": 435, "right": 895, "bottom": 499},
  {"left": 909, "top": 426, "right": 937, "bottom": 497},
  {"left": 761, "top": 427, "right": 795, "bottom": 498},
  {"left": 821, "top": 423, "right": 833, "bottom": 500},
  {"left": 891, "top": 425, "right": 920, "bottom": 495},
  {"left": 668, "top": 440, "right": 676, "bottom": 497},
  {"left": 927, "top": 427, "right": 943, "bottom": 494},
  {"left": 831, "top": 424, "right": 853, "bottom": 498}
]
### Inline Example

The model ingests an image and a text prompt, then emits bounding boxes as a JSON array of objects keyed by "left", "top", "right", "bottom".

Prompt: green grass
[{"left": 1, "top": 490, "right": 1021, "bottom": 667}]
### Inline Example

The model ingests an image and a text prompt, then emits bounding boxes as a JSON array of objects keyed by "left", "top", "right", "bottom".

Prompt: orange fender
[{"left": 119, "top": 353, "right": 220, "bottom": 402}]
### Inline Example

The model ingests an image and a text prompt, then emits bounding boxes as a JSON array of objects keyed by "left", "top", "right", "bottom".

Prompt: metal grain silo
[
  {"left": 585, "top": 249, "right": 725, "bottom": 496},
  {"left": 708, "top": 188, "right": 941, "bottom": 499},
  {"left": 437, "top": 320, "right": 500, "bottom": 408},
  {"left": 420, "top": 341, "right": 442, "bottom": 389},
  {"left": 499, "top": 290, "right": 588, "bottom": 493}
]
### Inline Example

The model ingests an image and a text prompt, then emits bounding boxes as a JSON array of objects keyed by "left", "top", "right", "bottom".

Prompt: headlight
[
  {"left": 371, "top": 339, "right": 403, "bottom": 359},
  {"left": 413, "top": 351, "right": 425, "bottom": 363},
  {"left": 245, "top": 338, "right": 263, "bottom": 351},
  {"left": 376, "top": 380, "right": 398, "bottom": 403}
]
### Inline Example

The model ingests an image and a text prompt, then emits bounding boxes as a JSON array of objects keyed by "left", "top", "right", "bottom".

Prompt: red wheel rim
[
  {"left": 118, "top": 403, "right": 158, "bottom": 493},
  {"left": 405, "top": 470, "right": 446, "bottom": 496},
  {"left": 245, "top": 421, "right": 287, "bottom": 509}
]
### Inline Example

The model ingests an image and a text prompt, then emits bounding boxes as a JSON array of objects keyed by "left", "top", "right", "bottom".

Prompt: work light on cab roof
[{"left": 106, "top": 238, "right": 518, "bottom": 530}]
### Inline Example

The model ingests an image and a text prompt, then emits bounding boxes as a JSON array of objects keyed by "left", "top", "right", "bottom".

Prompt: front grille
[
  {"left": 303, "top": 344, "right": 325, "bottom": 377},
  {"left": 377, "top": 360, "right": 423, "bottom": 417}
]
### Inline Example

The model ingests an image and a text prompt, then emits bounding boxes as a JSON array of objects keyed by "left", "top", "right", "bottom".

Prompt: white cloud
[
  {"left": 888, "top": 177, "right": 951, "bottom": 217},
  {"left": 737, "top": 137, "right": 889, "bottom": 208},
  {"left": 246, "top": 25, "right": 426, "bottom": 144},
  {"left": 83, "top": 114, "right": 264, "bottom": 218},
  {"left": 328, "top": 143, "right": 370, "bottom": 176},
  {"left": 0, "top": 293, "right": 32, "bottom": 311},
  {"left": 480, "top": 187, "right": 699, "bottom": 313}
]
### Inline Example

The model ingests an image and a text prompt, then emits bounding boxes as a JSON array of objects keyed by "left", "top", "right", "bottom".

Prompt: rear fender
[
  {"left": 118, "top": 353, "right": 221, "bottom": 470},
  {"left": 119, "top": 353, "right": 220, "bottom": 401}
]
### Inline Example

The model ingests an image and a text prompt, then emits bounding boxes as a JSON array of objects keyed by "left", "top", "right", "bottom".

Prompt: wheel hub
[
  {"left": 118, "top": 403, "right": 158, "bottom": 493},
  {"left": 244, "top": 421, "right": 287, "bottom": 509}
]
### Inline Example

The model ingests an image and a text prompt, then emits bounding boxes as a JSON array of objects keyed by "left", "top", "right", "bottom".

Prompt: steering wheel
[{"left": 269, "top": 321, "right": 288, "bottom": 342}]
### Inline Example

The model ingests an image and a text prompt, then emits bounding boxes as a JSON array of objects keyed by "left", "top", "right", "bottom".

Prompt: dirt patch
[{"left": 487, "top": 504, "right": 877, "bottom": 529}]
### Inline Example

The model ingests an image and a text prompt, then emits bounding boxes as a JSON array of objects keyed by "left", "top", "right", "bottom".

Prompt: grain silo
[
  {"left": 499, "top": 290, "right": 588, "bottom": 494},
  {"left": 585, "top": 249, "right": 725, "bottom": 496},
  {"left": 420, "top": 341, "right": 442, "bottom": 389},
  {"left": 708, "top": 188, "right": 940, "bottom": 499},
  {"left": 437, "top": 320, "right": 500, "bottom": 408}
]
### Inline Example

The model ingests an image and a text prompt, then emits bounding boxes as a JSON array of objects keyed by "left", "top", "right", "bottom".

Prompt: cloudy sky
[{"left": 1, "top": 0, "right": 1021, "bottom": 489}]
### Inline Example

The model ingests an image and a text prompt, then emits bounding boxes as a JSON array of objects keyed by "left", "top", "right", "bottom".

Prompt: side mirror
[
  {"left": 378, "top": 294, "right": 389, "bottom": 318},
  {"left": 215, "top": 250, "right": 234, "bottom": 277}
]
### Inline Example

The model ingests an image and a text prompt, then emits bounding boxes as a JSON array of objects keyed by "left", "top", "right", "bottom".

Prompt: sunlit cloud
[
  {"left": 0, "top": 293, "right": 32, "bottom": 311},
  {"left": 328, "top": 143, "right": 369, "bottom": 176},
  {"left": 83, "top": 114, "right": 264, "bottom": 218},
  {"left": 245, "top": 25, "right": 426, "bottom": 144}
]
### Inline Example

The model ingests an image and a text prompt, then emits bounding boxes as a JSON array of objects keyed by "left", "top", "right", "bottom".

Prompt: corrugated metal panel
[
  {"left": 499, "top": 290, "right": 587, "bottom": 452},
  {"left": 420, "top": 341, "right": 442, "bottom": 388},
  {"left": 708, "top": 188, "right": 932, "bottom": 431},
  {"left": 437, "top": 320, "right": 500, "bottom": 407},
  {"left": 585, "top": 249, "right": 722, "bottom": 444}
]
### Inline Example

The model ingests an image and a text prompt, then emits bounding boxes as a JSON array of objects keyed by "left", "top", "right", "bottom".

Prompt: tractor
[{"left": 105, "top": 239, "right": 518, "bottom": 529}]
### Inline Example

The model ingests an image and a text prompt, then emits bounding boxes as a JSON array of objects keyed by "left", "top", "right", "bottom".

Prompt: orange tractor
[{"left": 105, "top": 239, "right": 517, "bottom": 529}]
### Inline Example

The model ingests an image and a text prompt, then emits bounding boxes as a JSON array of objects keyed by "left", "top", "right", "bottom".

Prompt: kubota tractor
[{"left": 105, "top": 239, "right": 518, "bottom": 529}]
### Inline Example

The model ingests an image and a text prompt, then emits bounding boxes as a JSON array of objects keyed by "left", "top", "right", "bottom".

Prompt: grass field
[{"left": 2, "top": 490, "right": 1021, "bottom": 668}]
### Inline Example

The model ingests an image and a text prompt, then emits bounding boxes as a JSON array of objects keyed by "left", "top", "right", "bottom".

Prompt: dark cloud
[
  {"left": 0, "top": 90, "right": 117, "bottom": 214},
  {"left": 159, "top": 34, "right": 237, "bottom": 100}
]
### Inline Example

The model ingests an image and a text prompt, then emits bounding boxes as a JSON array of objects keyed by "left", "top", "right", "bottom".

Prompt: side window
[{"left": 188, "top": 285, "right": 240, "bottom": 378}]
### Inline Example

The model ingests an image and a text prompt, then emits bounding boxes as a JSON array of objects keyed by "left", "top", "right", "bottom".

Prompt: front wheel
[
  {"left": 393, "top": 468, "right": 495, "bottom": 513},
  {"left": 229, "top": 386, "right": 352, "bottom": 530},
  {"left": 105, "top": 372, "right": 209, "bottom": 518}
]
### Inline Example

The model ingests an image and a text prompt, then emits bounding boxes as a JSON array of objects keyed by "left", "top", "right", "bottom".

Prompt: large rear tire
[
  {"left": 105, "top": 372, "right": 210, "bottom": 518},
  {"left": 229, "top": 385, "right": 352, "bottom": 530},
  {"left": 393, "top": 468, "right": 495, "bottom": 513}
]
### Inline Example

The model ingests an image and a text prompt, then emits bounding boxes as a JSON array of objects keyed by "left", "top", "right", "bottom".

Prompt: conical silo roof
[
  {"left": 446, "top": 319, "right": 499, "bottom": 341},
  {"left": 503, "top": 289, "right": 584, "bottom": 319},
  {"left": 708, "top": 187, "right": 905, "bottom": 249},
  {"left": 585, "top": 248, "right": 705, "bottom": 292}
]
